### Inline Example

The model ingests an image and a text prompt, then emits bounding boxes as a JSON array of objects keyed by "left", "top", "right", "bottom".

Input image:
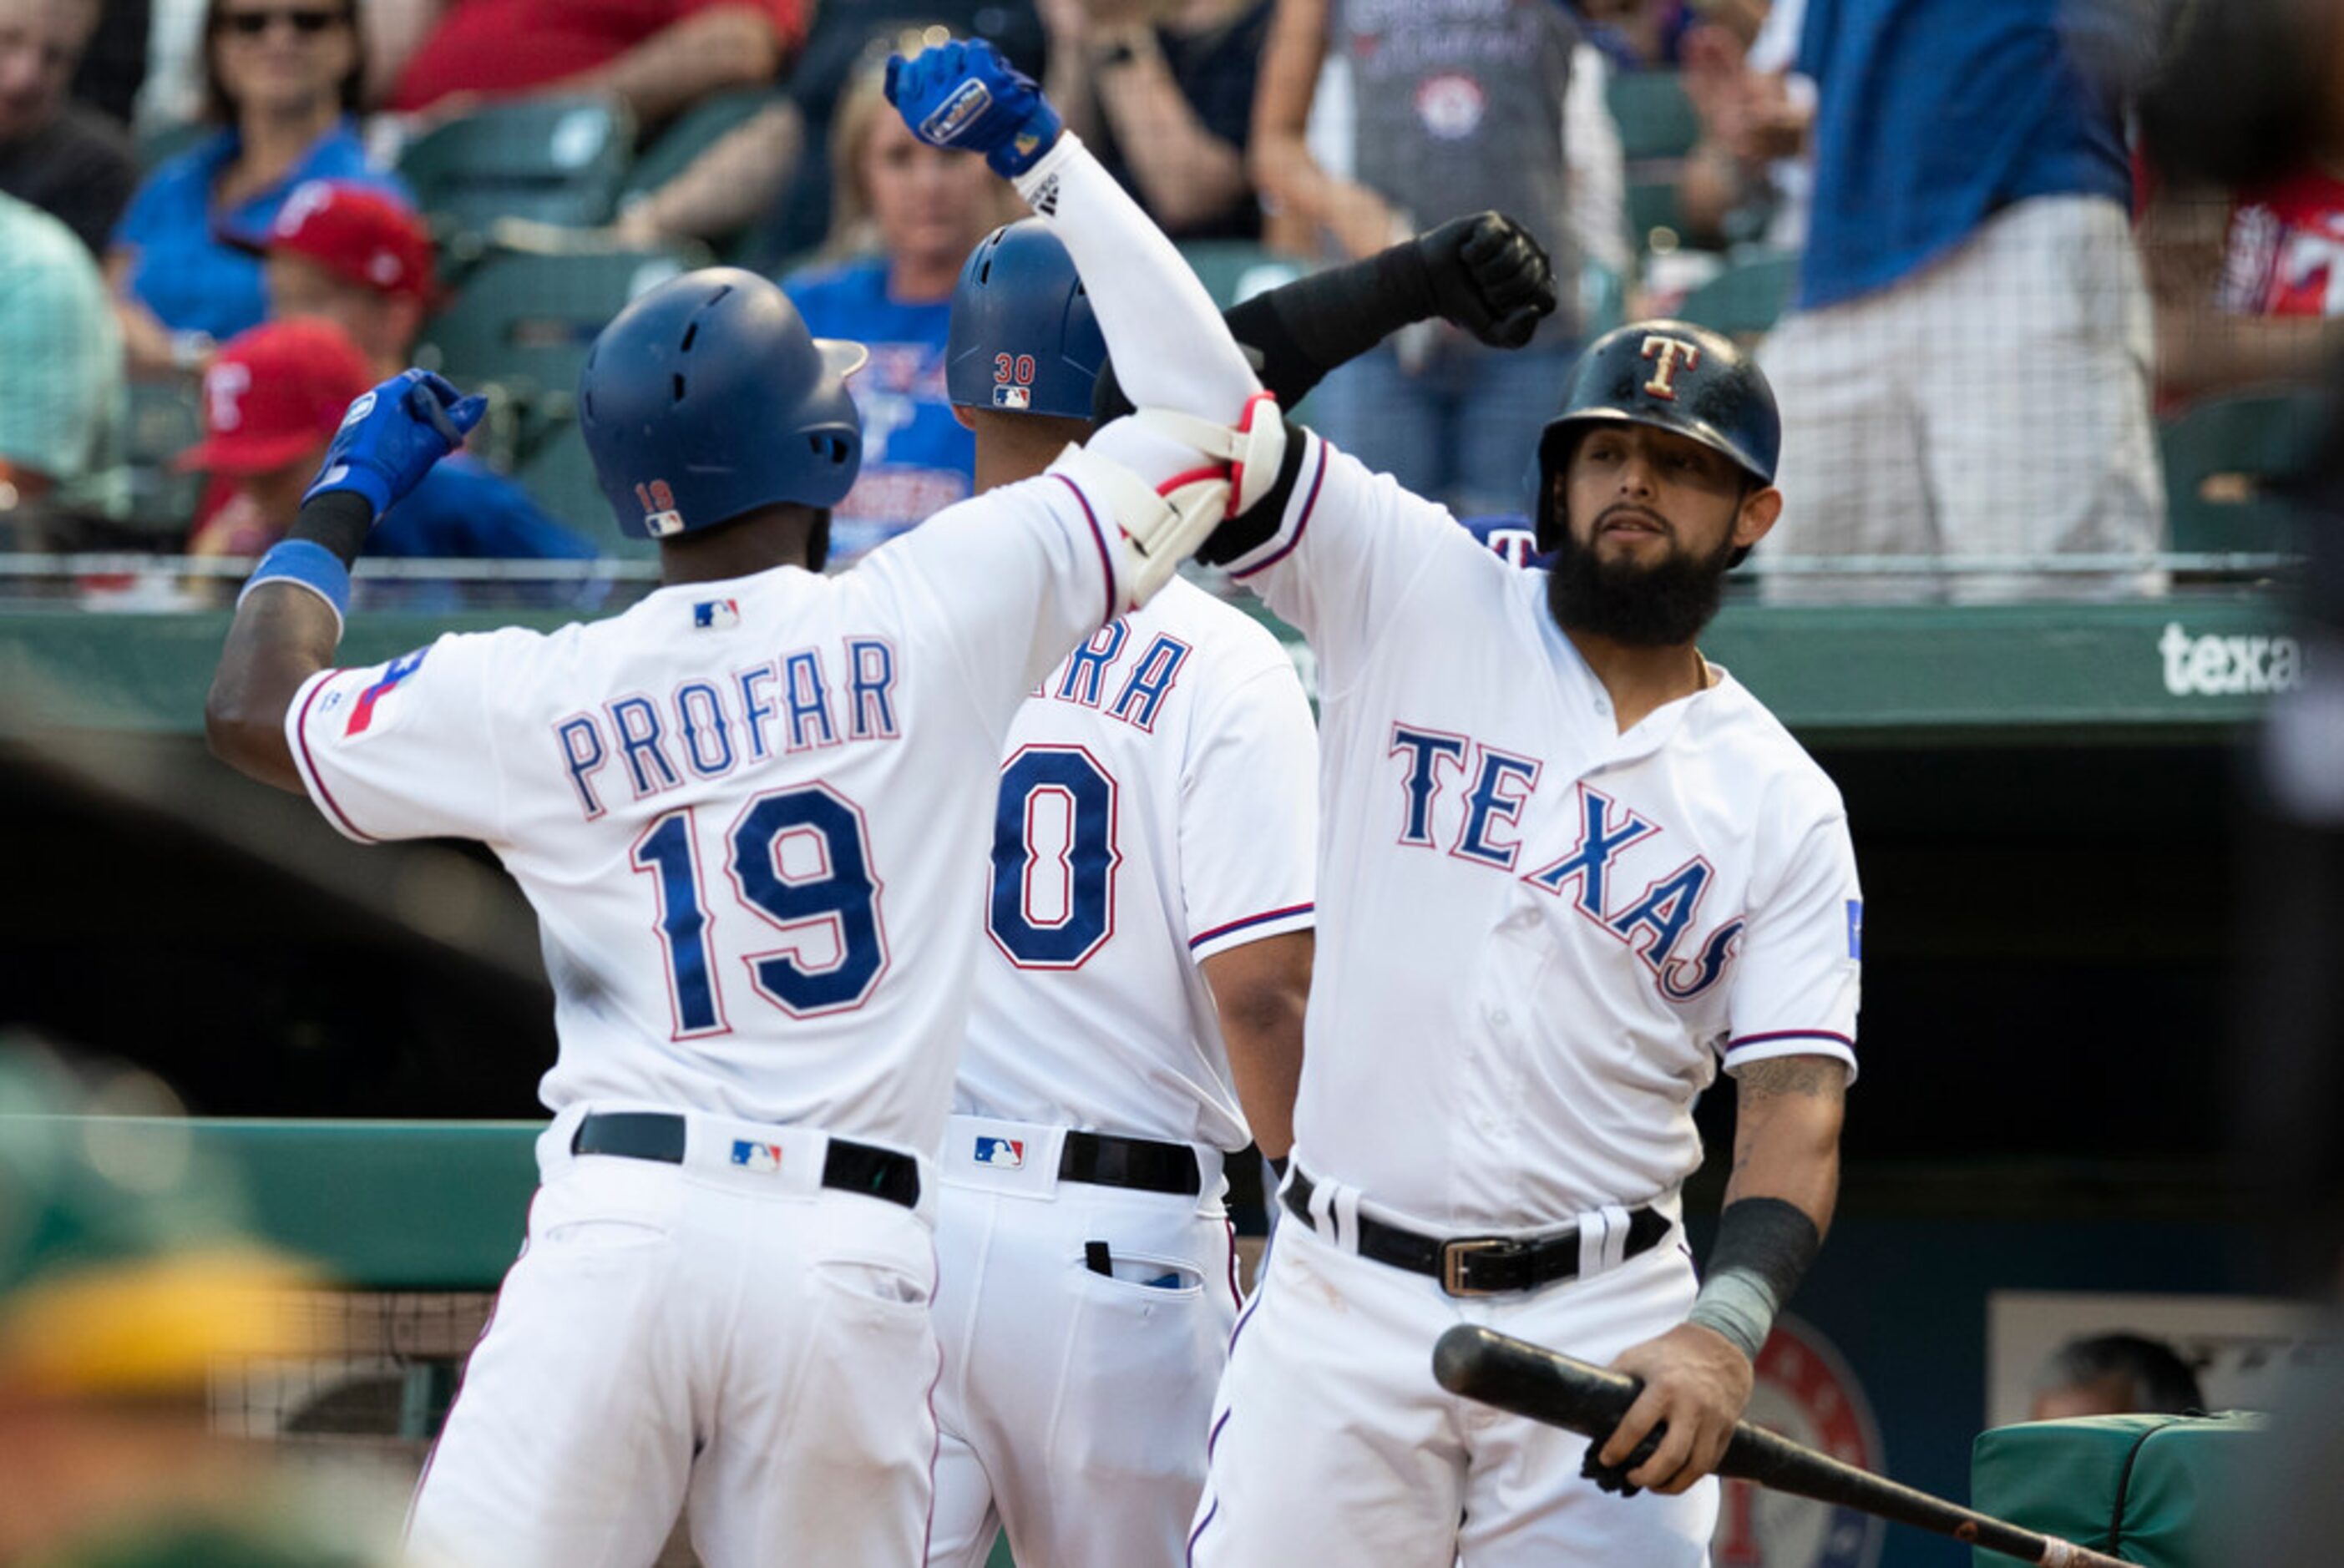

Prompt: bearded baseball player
[
  {"left": 203, "top": 40, "right": 1292, "bottom": 1564},
  {"left": 1179, "top": 319, "right": 1861, "bottom": 1565},
  {"left": 923, "top": 202, "right": 1554, "bottom": 1567}
]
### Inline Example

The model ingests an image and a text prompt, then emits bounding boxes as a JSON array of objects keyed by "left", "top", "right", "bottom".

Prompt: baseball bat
[{"left": 1431, "top": 1325, "right": 2133, "bottom": 1568}]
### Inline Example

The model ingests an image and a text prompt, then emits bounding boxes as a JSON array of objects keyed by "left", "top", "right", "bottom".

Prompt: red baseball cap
[
  {"left": 231, "top": 180, "right": 437, "bottom": 304},
  {"left": 176, "top": 320, "right": 377, "bottom": 476}
]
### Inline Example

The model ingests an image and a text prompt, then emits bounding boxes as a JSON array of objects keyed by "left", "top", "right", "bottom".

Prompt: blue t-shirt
[
  {"left": 372, "top": 456, "right": 597, "bottom": 560},
  {"left": 1795, "top": 0, "right": 2131, "bottom": 310},
  {"left": 111, "top": 121, "right": 405, "bottom": 341},
  {"left": 782, "top": 257, "right": 973, "bottom": 565}
]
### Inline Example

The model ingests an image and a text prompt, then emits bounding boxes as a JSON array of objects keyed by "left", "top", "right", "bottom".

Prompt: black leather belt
[
  {"left": 572, "top": 1111, "right": 921, "bottom": 1211},
  {"left": 1282, "top": 1166, "right": 1668, "bottom": 1297},
  {"left": 1059, "top": 1130, "right": 1202, "bottom": 1196}
]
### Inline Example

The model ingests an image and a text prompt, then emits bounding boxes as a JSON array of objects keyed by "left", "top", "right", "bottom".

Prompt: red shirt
[
  {"left": 2218, "top": 166, "right": 2344, "bottom": 318},
  {"left": 392, "top": 0, "right": 804, "bottom": 113}
]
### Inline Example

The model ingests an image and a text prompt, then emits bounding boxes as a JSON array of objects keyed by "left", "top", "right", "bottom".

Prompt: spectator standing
[
  {"left": 108, "top": 0, "right": 398, "bottom": 377},
  {"left": 1755, "top": 0, "right": 2164, "bottom": 601},
  {"left": 385, "top": 0, "right": 805, "bottom": 124},
  {"left": 1676, "top": 0, "right": 1813, "bottom": 251},
  {"left": 232, "top": 179, "right": 597, "bottom": 562},
  {"left": 0, "top": 0, "right": 136, "bottom": 253},
  {"left": 0, "top": 191, "right": 123, "bottom": 539},
  {"left": 782, "top": 69, "right": 1014, "bottom": 564},
  {"left": 1252, "top": 0, "right": 1612, "bottom": 515},
  {"left": 179, "top": 318, "right": 594, "bottom": 568},
  {"left": 1039, "top": 0, "right": 1273, "bottom": 240}
]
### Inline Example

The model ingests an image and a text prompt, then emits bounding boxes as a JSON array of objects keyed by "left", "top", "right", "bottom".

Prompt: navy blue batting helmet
[
  {"left": 580, "top": 267, "right": 867, "bottom": 539},
  {"left": 945, "top": 220, "right": 1106, "bottom": 420},
  {"left": 1534, "top": 320, "right": 1780, "bottom": 554}
]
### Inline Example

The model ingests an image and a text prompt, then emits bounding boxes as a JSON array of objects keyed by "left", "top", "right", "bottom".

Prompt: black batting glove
[
  {"left": 1581, "top": 1421, "right": 1667, "bottom": 1498},
  {"left": 1418, "top": 212, "right": 1557, "bottom": 350}
]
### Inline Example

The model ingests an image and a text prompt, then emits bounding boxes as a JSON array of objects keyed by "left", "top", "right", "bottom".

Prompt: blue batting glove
[
  {"left": 302, "top": 369, "right": 489, "bottom": 517},
  {"left": 883, "top": 38, "right": 1063, "bottom": 179}
]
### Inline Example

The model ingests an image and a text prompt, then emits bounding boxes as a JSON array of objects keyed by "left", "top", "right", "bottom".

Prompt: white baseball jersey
[
  {"left": 954, "top": 577, "right": 1317, "bottom": 1151},
  {"left": 1221, "top": 430, "right": 1861, "bottom": 1224},
  {"left": 285, "top": 474, "right": 1127, "bottom": 1156}
]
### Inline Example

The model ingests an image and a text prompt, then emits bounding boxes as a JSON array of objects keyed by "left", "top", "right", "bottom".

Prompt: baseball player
[
  {"left": 922, "top": 204, "right": 1552, "bottom": 1566},
  {"left": 202, "top": 40, "right": 1288, "bottom": 1565},
  {"left": 1173, "top": 318, "right": 1861, "bottom": 1564}
]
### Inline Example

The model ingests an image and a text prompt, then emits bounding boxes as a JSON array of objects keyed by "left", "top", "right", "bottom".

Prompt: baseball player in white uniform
[
  {"left": 203, "top": 39, "right": 1291, "bottom": 1565},
  {"left": 1179, "top": 319, "right": 1862, "bottom": 1564},
  {"left": 917, "top": 187, "right": 1559, "bottom": 1562}
]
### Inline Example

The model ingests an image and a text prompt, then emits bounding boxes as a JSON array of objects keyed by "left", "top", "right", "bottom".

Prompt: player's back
[
  {"left": 289, "top": 474, "right": 1126, "bottom": 1156},
  {"left": 954, "top": 578, "right": 1317, "bottom": 1151}
]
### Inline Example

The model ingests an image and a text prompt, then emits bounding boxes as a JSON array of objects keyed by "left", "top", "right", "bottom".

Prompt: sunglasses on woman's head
[{"left": 217, "top": 7, "right": 344, "bottom": 36}]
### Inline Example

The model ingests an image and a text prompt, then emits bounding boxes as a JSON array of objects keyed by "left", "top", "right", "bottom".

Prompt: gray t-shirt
[{"left": 1335, "top": 0, "right": 1582, "bottom": 340}]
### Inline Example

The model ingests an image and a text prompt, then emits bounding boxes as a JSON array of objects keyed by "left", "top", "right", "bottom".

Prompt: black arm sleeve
[
  {"left": 283, "top": 490, "right": 375, "bottom": 569},
  {"left": 1095, "top": 244, "right": 1439, "bottom": 422}
]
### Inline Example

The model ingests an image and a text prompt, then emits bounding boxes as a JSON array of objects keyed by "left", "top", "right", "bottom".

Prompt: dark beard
[{"left": 1544, "top": 514, "right": 1735, "bottom": 646}]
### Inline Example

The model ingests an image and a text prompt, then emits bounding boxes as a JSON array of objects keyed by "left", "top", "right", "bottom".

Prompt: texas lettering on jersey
[{"left": 1390, "top": 722, "right": 1742, "bottom": 1003}]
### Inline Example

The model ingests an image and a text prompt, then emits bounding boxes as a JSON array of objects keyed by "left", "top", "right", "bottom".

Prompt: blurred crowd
[{"left": 2, "top": 0, "right": 2340, "bottom": 599}]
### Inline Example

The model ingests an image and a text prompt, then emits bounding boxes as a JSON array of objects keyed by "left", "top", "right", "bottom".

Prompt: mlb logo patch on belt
[
  {"left": 731, "top": 1140, "right": 783, "bottom": 1173},
  {"left": 972, "top": 1136, "right": 1025, "bottom": 1169}
]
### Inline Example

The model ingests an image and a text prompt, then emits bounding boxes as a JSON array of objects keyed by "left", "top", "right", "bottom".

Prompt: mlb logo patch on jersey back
[
  {"left": 1845, "top": 900, "right": 1863, "bottom": 960},
  {"left": 973, "top": 1136, "right": 1025, "bottom": 1169},
  {"left": 731, "top": 1140, "right": 783, "bottom": 1173},
  {"left": 693, "top": 599, "right": 741, "bottom": 630}
]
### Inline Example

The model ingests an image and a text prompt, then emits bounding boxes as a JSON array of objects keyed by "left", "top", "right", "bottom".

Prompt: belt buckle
[{"left": 1439, "top": 1236, "right": 1522, "bottom": 1297}]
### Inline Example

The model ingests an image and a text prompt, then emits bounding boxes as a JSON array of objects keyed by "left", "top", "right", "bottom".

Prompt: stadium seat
[
  {"left": 120, "top": 377, "right": 205, "bottom": 532},
  {"left": 397, "top": 96, "right": 636, "bottom": 235},
  {"left": 134, "top": 119, "right": 210, "bottom": 174},
  {"left": 416, "top": 248, "right": 693, "bottom": 422},
  {"left": 1625, "top": 178, "right": 1688, "bottom": 253},
  {"left": 623, "top": 89, "right": 783, "bottom": 205},
  {"left": 1177, "top": 242, "right": 1303, "bottom": 310},
  {"left": 513, "top": 420, "right": 651, "bottom": 559},
  {"left": 1607, "top": 71, "right": 1699, "bottom": 161},
  {"left": 1676, "top": 247, "right": 1798, "bottom": 339},
  {"left": 2159, "top": 391, "right": 2326, "bottom": 555}
]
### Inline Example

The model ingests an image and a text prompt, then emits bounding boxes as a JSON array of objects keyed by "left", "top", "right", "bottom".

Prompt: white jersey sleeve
[
  {"left": 1180, "top": 646, "right": 1319, "bottom": 961},
  {"left": 1721, "top": 809, "right": 1863, "bottom": 1080},
  {"left": 806, "top": 468, "right": 1121, "bottom": 741},
  {"left": 1215, "top": 429, "right": 1478, "bottom": 696},
  {"left": 286, "top": 627, "right": 530, "bottom": 845}
]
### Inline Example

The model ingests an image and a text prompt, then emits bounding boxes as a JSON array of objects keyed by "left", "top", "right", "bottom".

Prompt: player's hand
[
  {"left": 302, "top": 370, "right": 487, "bottom": 518},
  {"left": 1417, "top": 212, "right": 1556, "bottom": 351},
  {"left": 883, "top": 38, "right": 1064, "bottom": 179},
  {"left": 1594, "top": 1322, "right": 1754, "bottom": 1495}
]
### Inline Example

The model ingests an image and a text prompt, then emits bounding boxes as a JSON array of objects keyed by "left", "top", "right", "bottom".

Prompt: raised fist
[
  {"left": 883, "top": 38, "right": 1063, "bottom": 179},
  {"left": 302, "top": 369, "right": 487, "bottom": 518},
  {"left": 1417, "top": 212, "right": 1557, "bottom": 351}
]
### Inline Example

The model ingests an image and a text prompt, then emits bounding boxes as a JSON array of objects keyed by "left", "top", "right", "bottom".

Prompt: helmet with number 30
[{"left": 945, "top": 220, "right": 1108, "bottom": 422}]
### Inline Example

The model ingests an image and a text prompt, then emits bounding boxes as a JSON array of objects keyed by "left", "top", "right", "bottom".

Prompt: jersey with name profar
[
  {"left": 955, "top": 576, "right": 1318, "bottom": 1153},
  {"left": 286, "top": 474, "right": 1124, "bottom": 1156},
  {"left": 1221, "top": 431, "right": 1862, "bottom": 1227}
]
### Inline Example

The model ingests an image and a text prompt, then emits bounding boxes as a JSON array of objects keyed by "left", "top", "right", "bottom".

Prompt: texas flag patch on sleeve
[{"left": 342, "top": 648, "right": 428, "bottom": 737}]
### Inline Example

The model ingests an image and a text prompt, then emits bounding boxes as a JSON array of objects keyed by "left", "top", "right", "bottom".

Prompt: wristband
[
  {"left": 1686, "top": 1196, "right": 1820, "bottom": 1362},
  {"left": 239, "top": 539, "right": 350, "bottom": 637}
]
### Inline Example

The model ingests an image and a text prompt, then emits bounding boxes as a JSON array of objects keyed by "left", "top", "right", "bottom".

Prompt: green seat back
[
  {"left": 1626, "top": 178, "right": 1687, "bottom": 253},
  {"left": 416, "top": 248, "right": 694, "bottom": 413},
  {"left": 120, "top": 377, "right": 205, "bottom": 531},
  {"left": 623, "top": 89, "right": 784, "bottom": 204},
  {"left": 514, "top": 419, "right": 652, "bottom": 559},
  {"left": 2159, "top": 391, "right": 2326, "bottom": 554},
  {"left": 1607, "top": 71, "right": 1699, "bottom": 161},
  {"left": 1971, "top": 1413, "right": 2264, "bottom": 1568},
  {"left": 397, "top": 97, "right": 636, "bottom": 233},
  {"left": 1176, "top": 242, "right": 1303, "bottom": 311},
  {"left": 1677, "top": 247, "right": 1798, "bottom": 339}
]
